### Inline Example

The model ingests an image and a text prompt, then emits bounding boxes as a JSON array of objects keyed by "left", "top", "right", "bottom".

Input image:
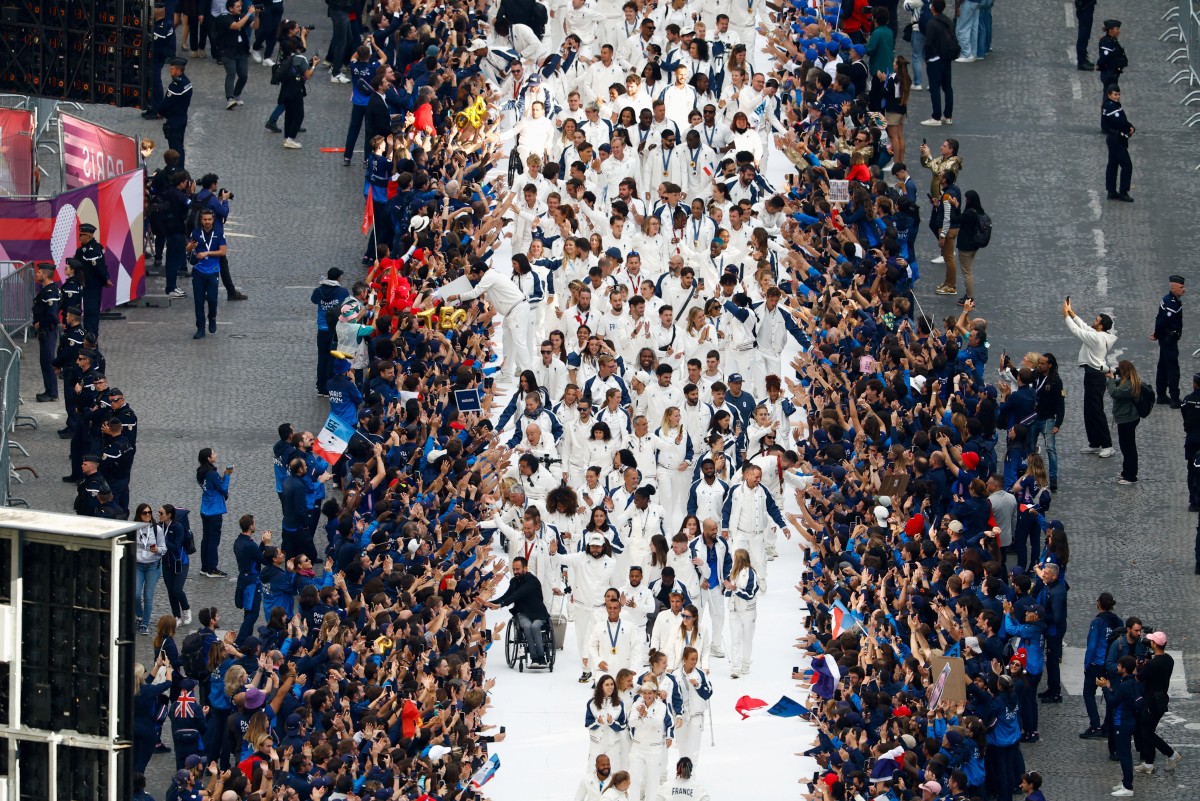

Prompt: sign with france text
[
  {"left": 60, "top": 113, "right": 139, "bottom": 190},
  {"left": 313, "top": 413, "right": 356, "bottom": 465}
]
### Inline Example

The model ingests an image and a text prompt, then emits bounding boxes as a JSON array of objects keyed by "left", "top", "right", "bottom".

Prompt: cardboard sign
[
  {"left": 928, "top": 654, "right": 967, "bottom": 706},
  {"left": 828, "top": 179, "right": 850, "bottom": 204}
]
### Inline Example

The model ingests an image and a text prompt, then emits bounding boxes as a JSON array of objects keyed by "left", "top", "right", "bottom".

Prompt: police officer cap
[
  {"left": 1103, "top": 19, "right": 1120, "bottom": 29},
  {"left": 1193, "top": 372, "right": 1200, "bottom": 385},
  {"left": 1170, "top": 274, "right": 1185, "bottom": 285},
  {"left": 65, "top": 306, "right": 82, "bottom": 317},
  {"left": 78, "top": 348, "right": 97, "bottom": 360},
  {"left": 82, "top": 453, "right": 102, "bottom": 463},
  {"left": 168, "top": 56, "right": 188, "bottom": 68},
  {"left": 66, "top": 257, "right": 85, "bottom": 270},
  {"left": 78, "top": 223, "right": 97, "bottom": 234},
  {"left": 108, "top": 387, "right": 122, "bottom": 396}
]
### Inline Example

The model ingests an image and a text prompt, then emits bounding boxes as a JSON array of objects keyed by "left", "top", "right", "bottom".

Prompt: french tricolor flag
[
  {"left": 811, "top": 654, "right": 842, "bottom": 700},
  {"left": 869, "top": 745, "right": 906, "bottom": 784},
  {"left": 831, "top": 600, "right": 862, "bottom": 638},
  {"left": 734, "top": 695, "right": 769, "bottom": 719},
  {"left": 470, "top": 754, "right": 500, "bottom": 788}
]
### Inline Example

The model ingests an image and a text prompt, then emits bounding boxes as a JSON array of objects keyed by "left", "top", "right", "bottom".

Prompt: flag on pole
[
  {"left": 313, "top": 413, "right": 356, "bottom": 465},
  {"left": 831, "top": 600, "right": 863, "bottom": 637},
  {"left": 469, "top": 754, "right": 501, "bottom": 788},
  {"left": 361, "top": 196, "right": 374, "bottom": 236},
  {"left": 811, "top": 654, "right": 842, "bottom": 700},
  {"left": 869, "top": 745, "right": 906, "bottom": 784}
]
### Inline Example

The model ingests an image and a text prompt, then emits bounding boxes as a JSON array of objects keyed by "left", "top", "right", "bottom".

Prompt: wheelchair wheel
[
  {"left": 504, "top": 618, "right": 519, "bottom": 669},
  {"left": 545, "top": 625, "right": 556, "bottom": 672}
]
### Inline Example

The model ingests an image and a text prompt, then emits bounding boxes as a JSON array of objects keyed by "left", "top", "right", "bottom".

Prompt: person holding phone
[
  {"left": 276, "top": 34, "right": 318, "bottom": 149},
  {"left": 196, "top": 447, "right": 233, "bottom": 577}
]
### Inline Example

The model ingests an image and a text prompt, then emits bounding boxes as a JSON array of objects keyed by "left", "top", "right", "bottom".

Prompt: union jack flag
[{"left": 175, "top": 689, "right": 199, "bottom": 718}]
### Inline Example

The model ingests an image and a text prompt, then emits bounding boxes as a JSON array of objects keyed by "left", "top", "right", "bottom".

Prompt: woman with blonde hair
[
  {"left": 132, "top": 660, "right": 173, "bottom": 773},
  {"left": 601, "top": 771, "right": 633, "bottom": 801},
  {"left": 681, "top": 307, "right": 715, "bottom": 363},
  {"left": 723, "top": 548, "right": 759, "bottom": 678},
  {"left": 654, "top": 407, "right": 693, "bottom": 532},
  {"left": 1108, "top": 359, "right": 1143, "bottom": 484}
]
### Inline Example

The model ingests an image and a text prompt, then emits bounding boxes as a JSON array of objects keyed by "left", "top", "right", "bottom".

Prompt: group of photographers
[{"left": 147, "top": 153, "right": 249, "bottom": 312}]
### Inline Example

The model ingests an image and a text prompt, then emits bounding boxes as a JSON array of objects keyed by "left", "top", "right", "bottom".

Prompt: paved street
[{"left": 8, "top": 0, "right": 1200, "bottom": 795}]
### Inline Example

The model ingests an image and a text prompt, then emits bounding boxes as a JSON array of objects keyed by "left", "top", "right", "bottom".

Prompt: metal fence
[
  {"left": 0, "top": 325, "right": 25, "bottom": 508},
  {"left": 1161, "top": 0, "right": 1200, "bottom": 167},
  {"left": 0, "top": 262, "right": 36, "bottom": 342}
]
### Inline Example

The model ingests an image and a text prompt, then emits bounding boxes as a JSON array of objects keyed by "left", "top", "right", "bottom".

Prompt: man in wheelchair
[{"left": 486, "top": 556, "right": 551, "bottom": 665}]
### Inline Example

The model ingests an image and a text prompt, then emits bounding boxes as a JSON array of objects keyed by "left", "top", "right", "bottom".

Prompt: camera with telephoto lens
[
  {"left": 220, "top": 189, "right": 234, "bottom": 200},
  {"left": 304, "top": 23, "right": 316, "bottom": 30}
]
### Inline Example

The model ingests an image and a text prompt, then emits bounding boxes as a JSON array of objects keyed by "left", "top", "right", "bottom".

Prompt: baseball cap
[{"left": 1146, "top": 631, "right": 1167, "bottom": 646}]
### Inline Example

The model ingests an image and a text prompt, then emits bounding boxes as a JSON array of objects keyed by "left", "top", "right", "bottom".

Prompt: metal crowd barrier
[
  {"left": 1161, "top": 1, "right": 1200, "bottom": 167},
  {"left": 0, "top": 326, "right": 25, "bottom": 507},
  {"left": 0, "top": 262, "right": 37, "bottom": 342}
]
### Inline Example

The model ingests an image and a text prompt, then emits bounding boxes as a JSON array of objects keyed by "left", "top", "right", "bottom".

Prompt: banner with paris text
[{"left": 60, "top": 113, "right": 140, "bottom": 190}]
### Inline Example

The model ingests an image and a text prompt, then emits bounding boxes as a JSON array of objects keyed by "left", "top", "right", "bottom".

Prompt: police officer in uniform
[
  {"left": 52, "top": 307, "right": 86, "bottom": 439},
  {"left": 73, "top": 454, "right": 109, "bottom": 517},
  {"left": 99, "top": 417, "right": 135, "bottom": 516},
  {"left": 1075, "top": 0, "right": 1096, "bottom": 69},
  {"left": 1096, "top": 20, "right": 1127, "bottom": 103},
  {"left": 155, "top": 58, "right": 193, "bottom": 168},
  {"left": 143, "top": 2, "right": 177, "bottom": 116},
  {"left": 1153, "top": 275, "right": 1185, "bottom": 407},
  {"left": 70, "top": 223, "right": 113, "bottom": 337},
  {"left": 64, "top": 349, "right": 102, "bottom": 482},
  {"left": 1181, "top": 375, "right": 1200, "bottom": 511},
  {"left": 31, "top": 264, "right": 62, "bottom": 402},
  {"left": 1101, "top": 85, "right": 1134, "bottom": 202}
]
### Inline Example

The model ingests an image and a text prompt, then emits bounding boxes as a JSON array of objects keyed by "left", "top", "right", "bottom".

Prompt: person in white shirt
[
  {"left": 671, "top": 654, "right": 713, "bottom": 768},
  {"left": 1063, "top": 300, "right": 1117, "bottom": 456},
  {"left": 497, "top": 512, "right": 564, "bottom": 610},
  {"left": 589, "top": 597, "right": 637, "bottom": 678},
  {"left": 434, "top": 261, "right": 531, "bottom": 382},
  {"left": 588, "top": 44, "right": 627, "bottom": 105},
  {"left": 534, "top": 339, "right": 570, "bottom": 402},
  {"left": 657, "top": 756, "right": 710, "bottom": 801},
  {"left": 720, "top": 463, "right": 785, "bottom": 581},
  {"left": 627, "top": 684, "right": 674, "bottom": 801},
  {"left": 618, "top": 566, "right": 657, "bottom": 667},
  {"left": 680, "top": 195, "right": 717, "bottom": 265},
  {"left": 499, "top": 99, "right": 557, "bottom": 169},
  {"left": 695, "top": 520, "right": 729, "bottom": 657},
  {"left": 563, "top": 0, "right": 607, "bottom": 56},
  {"left": 680, "top": 384, "right": 714, "bottom": 443},
  {"left": 554, "top": 532, "right": 619, "bottom": 683},
  {"left": 617, "top": 484, "right": 666, "bottom": 577},
  {"left": 722, "top": 547, "right": 758, "bottom": 678},
  {"left": 621, "top": 18, "right": 658, "bottom": 71},
  {"left": 601, "top": 772, "right": 633, "bottom": 801},
  {"left": 649, "top": 590, "right": 686, "bottom": 653},
  {"left": 577, "top": 755, "right": 616, "bottom": 801}
]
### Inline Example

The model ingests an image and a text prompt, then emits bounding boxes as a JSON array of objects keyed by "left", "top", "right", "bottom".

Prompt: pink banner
[
  {"left": 0, "top": 170, "right": 146, "bottom": 309},
  {"left": 0, "top": 109, "right": 36, "bottom": 197},
  {"left": 60, "top": 113, "right": 140, "bottom": 190}
]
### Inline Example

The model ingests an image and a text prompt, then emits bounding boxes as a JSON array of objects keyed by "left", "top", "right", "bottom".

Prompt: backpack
[
  {"left": 183, "top": 195, "right": 202, "bottom": 235},
  {"left": 1135, "top": 386, "right": 1156, "bottom": 418},
  {"left": 177, "top": 507, "right": 196, "bottom": 554},
  {"left": 940, "top": 19, "right": 962, "bottom": 59},
  {"left": 972, "top": 212, "right": 992, "bottom": 249},
  {"left": 270, "top": 57, "right": 286, "bottom": 85},
  {"left": 180, "top": 631, "right": 209, "bottom": 679}
]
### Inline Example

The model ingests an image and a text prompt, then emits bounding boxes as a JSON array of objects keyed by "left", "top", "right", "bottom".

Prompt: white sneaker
[
  {"left": 251, "top": 50, "right": 263, "bottom": 63},
  {"left": 175, "top": 617, "right": 183, "bottom": 628},
  {"left": 235, "top": 98, "right": 244, "bottom": 106},
  {"left": 1080, "top": 446, "right": 1101, "bottom": 454},
  {"left": 911, "top": 83, "right": 926, "bottom": 91},
  {"left": 169, "top": 288, "right": 187, "bottom": 298},
  {"left": 730, "top": 668, "right": 740, "bottom": 678},
  {"left": 710, "top": 646, "right": 725, "bottom": 658},
  {"left": 1168, "top": 752, "right": 1183, "bottom": 770},
  {"left": 283, "top": 138, "right": 303, "bottom": 149},
  {"left": 182, "top": 609, "right": 191, "bottom": 624},
  {"left": 942, "top": 117, "right": 953, "bottom": 125},
  {"left": 954, "top": 56, "right": 975, "bottom": 63},
  {"left": 1113, "top": 786, "right": 1125, "bottom": 792},
  {"left": 332, "top": 73, "right": 350, "bottom": 83},
  {"left": 1111, "top": 788, "right": 1134, "bottom": 797},
  {"left": 919, "top": 118, "right": 944, "bottom": 126},
  {"left": 1134, "top": 763, "right": 1155, "bottom": 774},
  {"left": 1098, "top": 447, "right": 1116, "bottom": 458},
  {"left": 263, "top": 58, "right": 275, "bottom": 67},
  {"left": 226, "top": 99, "right": 237, "bottom": 109},
  {"left": 931, "top": 255, "right": 945, "bottom": 264}
]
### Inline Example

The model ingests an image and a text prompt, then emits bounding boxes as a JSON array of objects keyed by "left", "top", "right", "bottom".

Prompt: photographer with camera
[
  {"left": 325, "top": 0, "right": 356, "bottom": 82},
  {"left": 159, "top": 170, "right": 195, "bottom": 299},
  {"left": 215, "top": 0, "right": 259, "bottom": 109},
  {"left": 250, "top": 0, "right": 284, "bottom": 66},
  {"left": 192, "top": 174, "right": 248, "bottom": 301},
  {"left": 184, "top": 208, "right": 227, "bottom": 339},
  {"left": 276, "top": 35, "right": 319, "bottom": 149}
]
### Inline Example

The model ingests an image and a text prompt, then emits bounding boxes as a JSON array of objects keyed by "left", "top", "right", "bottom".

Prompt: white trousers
[
  {"left": 588, "top": 726, "right": 627, "bottom": 773},
  {"left": 575, "top": 600, "right": 599, "bottom": 668},
  {"left": 502, "top": 302, "right": 534, "bottom": 380},
  {"left": 628, "top": 743, "right": 665, "bottom": 801},
  {"left": 727, "top": 603, "right": 757, "bottom": 672},
  {"left": 704, "top": 586, "right": 726, "bottom": 650},
  {"left": 656, "top": 467, "right": 691, "bottom": 533},
  {"left": 675, "top": 714, "right": 704, "bottom": 765},
  {"left": 732, "top": 529, "right": 767, "bottom": 580}
]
